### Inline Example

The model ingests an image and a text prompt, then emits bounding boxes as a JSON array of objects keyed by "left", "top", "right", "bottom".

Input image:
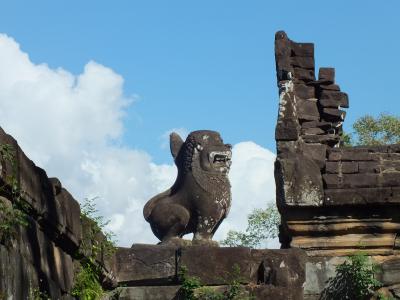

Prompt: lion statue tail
[{"left": 143, "top": 189, "right": 171, "bottom": 221}]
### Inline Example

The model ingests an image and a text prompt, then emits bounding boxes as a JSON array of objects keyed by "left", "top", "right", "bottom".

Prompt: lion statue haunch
[{"left": 143, "top": 130, "right": 232, "bottom": 244}]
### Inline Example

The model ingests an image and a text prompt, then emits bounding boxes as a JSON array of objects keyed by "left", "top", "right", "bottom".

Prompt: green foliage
[
  {"left": 29, "top": 287, "right": 50, "bottom": 300},
  {"left": 345, "top": 113, "right": 400, "bottom": 146},
  {"left": 71, "top": 260, "right": 104, "bottom": 300},
  {"left": 221, "top": 202, "right": 279, "bottom": 248},
  {"left": 72, "top": 197, "right": 117, "bottom": 300},
  {"left": 0, "top": 143, "right": 29, "bottom": 246},
  {"left": 179, "top": 264, "right": 252, "bottom": 300},
  {"left": 320, "top": 253, "right": 382, "bottom": 300},
  {"left": 377, "top": 293, "right": 395, "bottom": 300},
  {"left": 80, "top": 197, "right": 117, "bottom": 260},
  {"left": 179, "top": 266, "right": 202, "bottom": 300}
]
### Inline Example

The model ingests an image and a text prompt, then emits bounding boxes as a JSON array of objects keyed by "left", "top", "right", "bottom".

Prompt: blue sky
[
  {"left": 0, "top": 1, "right": 398, "bottom": 246},
  {"left": 2, "top": 1, "right": 399, "bottom": 163}
]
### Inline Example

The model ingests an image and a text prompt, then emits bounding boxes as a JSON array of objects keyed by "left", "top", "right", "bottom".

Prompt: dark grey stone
[
  {"left": 378, "top": 258, "right": 400, "bottom": 286},
  {"left": 178, "top": 247, "right": 306, "bottom": 287},
  {"left": 291, "top": 42, "right": 314, "bottom": 57},
  {"left": 324, "top": 187, "right": 397, "bottom": 205},
  {"left": 275, "top": 155, "right": 324, "bottom": 207},
  {"left": 319, "top": 91, "right": 349, "bottom": 108},
  {"left": 114, "top": 245, "right": 177, "bottom": 285},
  {"left": 144, "top": 131, "right": 232, "bottom": 243},
  {"left": 318, "top": 67, "right": 335, "bottom": 84},
  {"left": 116, "top": 286, "right": 181, "bottom": 300},
  {"left": 276, "top": 119, "right": 301, "bottom": 141},
  {"left": 323, "top": 173, "right": 379, "bottom": 188},
  {"left": 358, "top": 161, "right": 381, "bottom": 173},
  {"left": 291, "top": 56, "right": 315, "bottom": 69},
  {"left": 293, "top": 67, "right": 315, "bottom": 82},
  {"left": 294, "top": 83, "right": 315, "bottom": 99},
  {"left": 321, "top": 108, "right": 346, "bottom": 121}
]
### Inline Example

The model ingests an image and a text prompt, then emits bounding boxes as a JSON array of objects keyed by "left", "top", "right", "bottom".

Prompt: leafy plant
[
  {"left": 0, "top": 143, "right": 29, "bottom": 246},
  {"left": 80, "top": 197, "right": 116, "bottom": 260},
  {"left": 179, "top": 264, "right": 252, "bottom": 300},
  {"left": 179, "top": 266, "right": 202, "bottom": 300},
  {"left": 344, "top": 113, "right": 400, "bottom": 146},
  {"left": 221, "top": 202, "right": 279, "bottom": 248},
  {"left": 72, "top": 197, "right": 117, "bottom": 300},
  {"left": 71, "top": 260, "right": 104, "bottom": 300},
  {"left": 29, "top": 287, "right": 50, "bottom": 300},
  {"left": 320, "top": 253, "right": 382, "bottom": 300}
]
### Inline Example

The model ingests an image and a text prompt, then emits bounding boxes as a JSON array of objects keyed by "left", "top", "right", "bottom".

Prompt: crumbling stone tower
[{"left": 274, "top": 31, "right": 400, "bottom": 298}]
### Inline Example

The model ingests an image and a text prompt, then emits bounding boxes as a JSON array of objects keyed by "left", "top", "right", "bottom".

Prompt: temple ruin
[{"left": 0, "top": 31, "right": 399, "bottom": 299}]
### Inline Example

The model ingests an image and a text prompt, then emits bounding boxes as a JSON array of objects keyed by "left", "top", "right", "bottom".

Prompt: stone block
[
  {"left": 0, "top": 244, "right": 40, "bottom": 299},
  {"left": 287, "top": 218, "right": 400, "bottom": 235},
  {"left": 325, "top": 162, "right": 339, "bottom": 174},
  {"left": 318, "top": 67, "right": 335, "bottom": 84},
  {"left": 319, "top": 91, "right": 349, "bottom": 108},
  {"left": 325, "top": 161, "right": 358, "bottom": 174},
  {"left": 328, "top": 149, "right": 377, "bottom": 161},
  {"left": 294, "top": 83, "right": 315, "bottom": 99},
  {"left": 318, "top": 84, "right": 340, "bottom": 91},
  {"left": 390, "top": 284, "right": 400, "bottom": 299},
  {"left": 321, "top": 108, "right": 346, "bottom": 121},
  {"left": 323, "top": 173, "right": 378, "bottom": 188},
  {"left": 275, "top": 32, "right": 293, "bottom": 81},
  {"left": 246, "top": 285, "right": 303, "bottom": 300},
  {"left": 291, "top": 233, "right": 396, "bottom": 250},
  {"left": 378, "top": 258, "right": 400, "bottom": 286},
  {"left": 276, "top": 141, "right": 299, "bottom": 158},
  {"left": 297, "top": 99, "right": 320, "bottom": 121},
  {"left": 293, "top": 67, "right": 315, "bottom": 82},
  {"left": 178, "top": 247, "right": 306, "bottom": 287},
  {"left": 114, "top": 245, "right": 177, "bottom": 285},
  {"left": 291, "top": 42, "right": 314, "bottom": 57},
  {"left": 301, "top": 120, "right": 332, "bottom": 130},
  {"left": 301, "top": 143, "right": 327, "bottom": 169},
  {"left": 291, "top": 56, "right": 315, "bottom": 69},
  {"left": 275, "top": 156, "right": 324, "bottom": 206},
  {"left": 57, "top": 188, "right": 81, "bottom": 251},
  {"left": 304, "top": 257, "right": 347, "bottom": 297},
  {"left": 383, "top": 161, "right": 400, "bottom": 171},
  {"left": 178, "top": 246, "right": 253, "bottom": 284},
  {"left": 275, "top": 119, "right": 300, "bottom": 141},
  {"left": 382, "top": 173, "right": 400, "bottom": 187},
  {"left": 18, "top": 149, "right": 54, "bottom": 214},
  {"left": 275, "top": 31, "right": 291, "bottom": 58},
  {"left": 49, "top": 177, "right": 62, "bottom": 196},
  {"left": 324, "top": 187, "right": 396, "bottom": 205},
  {"left": 302, "top": 134, "right": 340, "bottom": 146},
  {"left": 116, "top": 286, "right": 181, "bottom": 300},
  {"left": 358, "top": 161, "right": 380, "bottom": 173},
  {"left": 301, "top": 127, "right": 325, "bottom": 135}
]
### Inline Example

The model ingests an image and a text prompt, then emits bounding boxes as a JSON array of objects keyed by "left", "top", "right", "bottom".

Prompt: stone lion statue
[{"left": 143, "top": 130, "right": 232, "bottom": 244}]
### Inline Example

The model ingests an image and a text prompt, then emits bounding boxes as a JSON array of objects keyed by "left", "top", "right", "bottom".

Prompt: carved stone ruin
[
  {"left": 143, "top": 130, "right": 232, "bottom": 244},
  {"left": 274, "top": 31, "right": 400, "bottom": 299},
  {"left": 1, "top": 31, "right": 399, "bottom": 300}
]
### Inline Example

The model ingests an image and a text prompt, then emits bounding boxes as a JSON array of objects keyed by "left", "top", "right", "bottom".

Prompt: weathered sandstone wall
[
  {"left": 274, "top": 31, "right": 400, "bottom": 299},
  {"left": 0, "top": 127, "right": 113, "bottom": 299}
]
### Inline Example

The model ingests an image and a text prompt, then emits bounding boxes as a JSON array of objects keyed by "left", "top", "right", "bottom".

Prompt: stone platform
[{"left": 107, "top": 244, "right": 307, "bottom": 300}]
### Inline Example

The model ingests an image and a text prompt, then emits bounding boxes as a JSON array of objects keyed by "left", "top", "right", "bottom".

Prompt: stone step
[{"left": 106, "top": 286, "right": 181, "bottom": 300}]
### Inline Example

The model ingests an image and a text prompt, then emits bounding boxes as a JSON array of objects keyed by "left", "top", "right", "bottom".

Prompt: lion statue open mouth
[{"left": 143, "top": 130, "right": 232, "bottom": 244}]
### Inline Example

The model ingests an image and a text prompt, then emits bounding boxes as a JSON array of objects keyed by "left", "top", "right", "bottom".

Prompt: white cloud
[{"left": 0, "top": 33, "right": 279, "bottom": 248}]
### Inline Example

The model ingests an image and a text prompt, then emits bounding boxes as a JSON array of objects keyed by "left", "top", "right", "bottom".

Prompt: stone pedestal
[{"left": 108, "top": 245, "right": 306, "bottom": 300}]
